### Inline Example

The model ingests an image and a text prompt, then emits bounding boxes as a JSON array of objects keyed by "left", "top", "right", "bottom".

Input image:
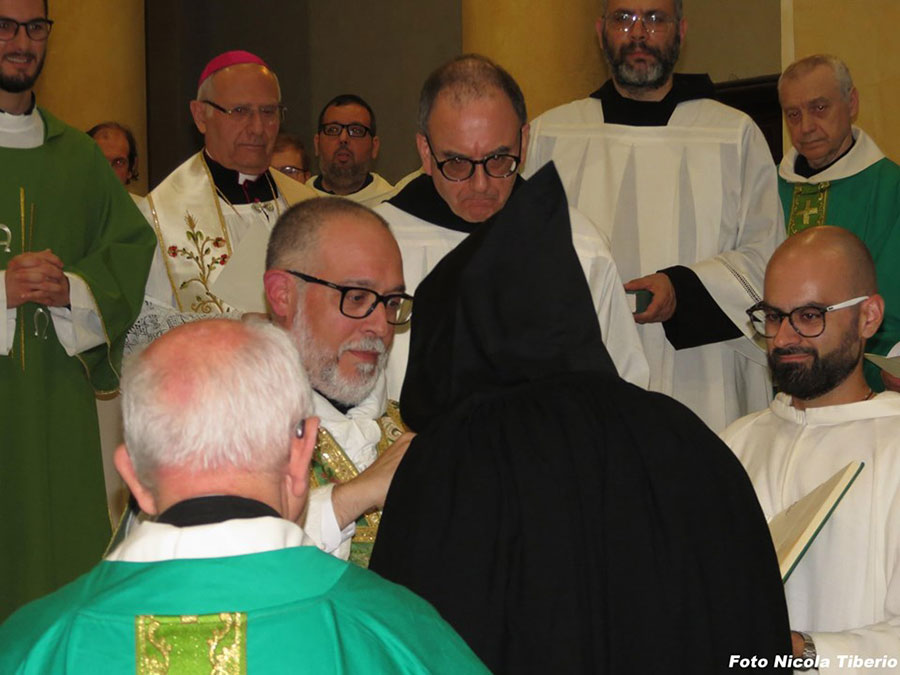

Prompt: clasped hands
[{"left": 5, "top": 249, "right": 70, "bottom": 308}]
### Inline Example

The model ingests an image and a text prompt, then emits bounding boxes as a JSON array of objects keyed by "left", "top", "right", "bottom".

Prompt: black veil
[{"left": 370, "top": 164, "right": 790, "bottom": 673}]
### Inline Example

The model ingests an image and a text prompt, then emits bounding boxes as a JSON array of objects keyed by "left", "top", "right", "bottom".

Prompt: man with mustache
[
  {"left": 777, "top": 55, "right": 900, "bottom": 393},
  {"left": 0, "top": 0, "right": 155, "bottom": 620},
  {"left": 306, "top": 95, "right": 395, "bottom": 207},
  {"left": 264, "top": 198, "right": 412, "bottom": 567},
  {"left": 722, "top": 226, "right": 900, "bottom": 667},
  {"left": 526, "top": 0, "right": 784, "bottom": 432}
]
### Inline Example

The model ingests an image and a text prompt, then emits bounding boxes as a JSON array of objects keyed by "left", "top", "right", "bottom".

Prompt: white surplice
[
  {"left": 722, "top": 392, "right": 900, "bottom": 673},
  {"left": 527, "top": 97, "right": 784, "bottom": 431}
]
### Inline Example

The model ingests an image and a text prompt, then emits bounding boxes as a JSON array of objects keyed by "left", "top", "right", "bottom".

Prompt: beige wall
[
  {"left": 34, "top": 0, "right": 148, "bottom": 195},
  {"left": 785, "top": 0, "right": 900, "bottom": 161},
  {"left": 462, "top": 0, "right": 606, "bottom": 121},
  {"left": 462, "top": 0, "right": 781, "bottom": 120}
]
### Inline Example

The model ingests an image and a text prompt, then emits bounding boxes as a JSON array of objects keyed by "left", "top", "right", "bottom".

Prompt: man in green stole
[
  {"left": 0, "top": 319, "right": 486, "bottom": 674},
  {"left": 265, "top": 197, "right": 413, "bottom": 568},
  {"left": 778, "top": 54, "right": 900, "bottom": 390},
  {"left": 0, "top": 0, "right": 156, "bottom": 621}
]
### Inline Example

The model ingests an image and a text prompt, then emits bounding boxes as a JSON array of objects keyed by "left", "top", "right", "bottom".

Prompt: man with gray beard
[
  {"left": 264, "top": 197, "right": 413, "bottom": 567},
  {"left": 526, "top": 0, "right": 784, "bottom": 432}
]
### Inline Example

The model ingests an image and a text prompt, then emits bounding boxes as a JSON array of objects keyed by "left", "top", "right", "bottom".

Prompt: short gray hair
[
  {"left": 779, "top": 54, "right": 854, "bottom": 102},
  {"left": 601, "top": 0, "right": 683, "bottom": 21},
  {"left": 417, "top": 54, "right": 527, "bottom": 135},
  {"left": 121, "top": 320, "right": 312, "bottom": 484},
  {"left": 265, "top": 197, "right": 390, "bottom": 272}
]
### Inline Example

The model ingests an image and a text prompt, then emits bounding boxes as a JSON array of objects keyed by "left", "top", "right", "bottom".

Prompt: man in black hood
[{"left": 369, "top": 163, "right": 791, "bottom": 674}]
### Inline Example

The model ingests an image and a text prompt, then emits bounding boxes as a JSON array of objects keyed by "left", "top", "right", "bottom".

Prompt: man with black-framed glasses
[
  {"left": 0, "top": 0, "right": 156, "bottom": 621},
  {"left": 722, "top": 226, "right": 900, "bottom": 667},
  {"left": 264, "top": 197, "right": 412, "bottom": 568},
  {"left": 307, "top": 94, "right": 395, "bottom": 207},
  {"left": 526, "top": 0, "right": 784, "bottom": 433},
  {"left": 376, "top": 54, "right": 649, "bottom": 399}
]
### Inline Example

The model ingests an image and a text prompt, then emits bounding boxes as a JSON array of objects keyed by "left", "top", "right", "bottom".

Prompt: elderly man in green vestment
[
  {"left": 0, "top": 0, "right": 156, "bottom": 621},
  {"left": 778, "top": 54, "right": 900, "bottom": 390},
  {"left": 0, "top": 319, "right": 487, "bottom": 674}
]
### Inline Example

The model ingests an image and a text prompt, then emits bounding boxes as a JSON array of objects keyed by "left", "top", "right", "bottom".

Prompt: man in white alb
[
  {"left": 526, "top": 0, "right": 784, "bottom": 431},
  {"left": 376, "top": 54, "right": 648, "bottom": 396},
  {"left": 722, "top": 226, "right": 900, "bottom": 671}
]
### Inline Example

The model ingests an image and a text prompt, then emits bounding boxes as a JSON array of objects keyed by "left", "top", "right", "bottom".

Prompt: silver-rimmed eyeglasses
[
  {"left": 201, "top": 100, "right": 286, "bottom": 125},
  {"left": 425, "top": 135, "right": 521, "bottom": 182},
  {"left": 287, "top": 270, "right": 413, "bottom": 325},
  {"left": 605, "top": 10, "right": 676, "bottom": 34},
  {"left": 747, "top": 296, "right": 869, "bottom": 338},
  {"left": 0, "top": 17, "right": 53, "bottom": 41}
]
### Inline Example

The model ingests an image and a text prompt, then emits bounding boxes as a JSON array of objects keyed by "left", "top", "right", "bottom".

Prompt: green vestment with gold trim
[
  {"left": 779, "top": 129, "right": 900, "bottom": 390},
  {"left": 0, "top": 109, "right": 155, "bottom": 621},
  {"left": 310, "top": 399, "right": 405, "bottom": 568}
]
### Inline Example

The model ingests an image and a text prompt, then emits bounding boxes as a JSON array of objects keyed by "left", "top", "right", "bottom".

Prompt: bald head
[
  {"left": 768, "top": 226, "right": 876, "bottom": 300},
  {"left": 121, "top": 319, "right": 313, "bottom": 485}
]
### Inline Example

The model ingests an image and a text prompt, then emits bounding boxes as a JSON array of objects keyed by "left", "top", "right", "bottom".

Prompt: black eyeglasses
[
  {"left": 287, "top": 270, "right": 413, "bottom": 325},
  {"left": 605, "top": 10, "right": 677, "bottom": 34},
  {"left": 0, "top": 17, "right": 53, "bottom": 41},
  {"left": 746, "top": 296, "right": 868, "bottom": 338},
  {"left": 201, "top": 100, "right": 286, "bottom": 124},
  {"left": 319, "top": 122, "right": 372, "bottom": 138},
  {"left": 425, "top": 134, "right": 521, "bottom": 182}
]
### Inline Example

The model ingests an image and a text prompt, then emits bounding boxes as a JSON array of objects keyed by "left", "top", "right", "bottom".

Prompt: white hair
[
  {"left": 779, "top": 54, "right": 855, "bottom": 102},
  {"left": 195, "top": 65, "right": 283, "bottom": 118},
  {"left": 121, "top": 319, "right": 312, "bottom": 485}
]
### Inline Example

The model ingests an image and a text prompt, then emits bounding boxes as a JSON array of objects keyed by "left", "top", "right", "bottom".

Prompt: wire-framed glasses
[
  {"left": 201, "top": 100, "right": 286, "bottom": 124},
  {"left": 746, "top": 296, "right": 869, "bottom": 338},
  {"left": 287, "top": 270, "right": 413, "bottom": 325},
  {"left": 605, "top": 10, "right": 676, "bottom": 34}
]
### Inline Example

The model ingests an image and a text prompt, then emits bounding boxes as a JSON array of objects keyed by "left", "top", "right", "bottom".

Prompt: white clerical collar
[
  {"left": 779, "top": 127, "right": 885, "bottom": 184},
  {"left": 771, "top": 390, "right": 900, "bottom": 425},
  {"left": 0, "top": 103, "right": 44, "bottom": 149},
  {"left": 313, "top": 373, "right": 388, "bottom": 469},
  {"left": 106, "top": 516, "right": 313, "bottom": 562}
]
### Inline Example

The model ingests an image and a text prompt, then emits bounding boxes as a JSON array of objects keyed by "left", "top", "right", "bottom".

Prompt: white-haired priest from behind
[{"left": 0, "top": 319, "right": 487, "bottom": 674}]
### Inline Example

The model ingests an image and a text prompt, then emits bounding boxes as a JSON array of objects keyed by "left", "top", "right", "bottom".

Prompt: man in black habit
[{"left": 368, "top": 164, "right": 791, "bottom": 673}]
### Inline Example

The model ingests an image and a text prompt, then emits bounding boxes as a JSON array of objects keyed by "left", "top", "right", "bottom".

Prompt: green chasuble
[
  {"left": 0, "top": 539, "right": 487, "bottom": 674},
  {"left": 779, "top": 129, "right": 900, "bottom": 390},
  {"left": 310, "top": 400, "right": 406, "bottom": 568},
  {"left": 0, "top": 109, "right": 156, "bottom": 621}
]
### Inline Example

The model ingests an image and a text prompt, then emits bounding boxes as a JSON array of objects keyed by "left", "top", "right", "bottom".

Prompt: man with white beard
[{"left": 264, "top": 197, "right": 413, "bottom": 567}]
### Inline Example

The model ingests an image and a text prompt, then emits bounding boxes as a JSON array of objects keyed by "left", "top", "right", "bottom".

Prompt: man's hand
[
  {"left": 882, "top": 370, "right": 900, "bottom": 393},
  {"left": 625, "top": 272, "right": 676, "bottom": 324},
  {"left": 5, "top": 249, "right": 70, "bottom": 308},
  {"left": 331, "top": 431, "right": 416, "bottom": 530}
]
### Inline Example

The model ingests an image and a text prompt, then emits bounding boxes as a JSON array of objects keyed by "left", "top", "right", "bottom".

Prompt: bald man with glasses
[
  {"left": 722, "top": 226, "right": 900, "bottom": 668},
  {"left": 375, "top": 54, "right": 648, "bottom": 398}
]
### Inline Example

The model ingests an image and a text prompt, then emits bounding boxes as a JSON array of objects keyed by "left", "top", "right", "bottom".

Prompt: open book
[{"left": 768, "top": 461, "right": 864, "bottom": 583}]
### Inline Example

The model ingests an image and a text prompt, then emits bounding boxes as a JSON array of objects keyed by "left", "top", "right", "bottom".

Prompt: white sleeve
[
  {"left": 812, "top": 621, "right": 900, "bottom": 673},
  {"left": 0, "top": 271, "right": 15, "bottom": 355},
  {"left": 49, "top": 272, "right": 106, "bottom": 355},
  {"left": 302, "top": 484, "right": 356, "bottom": 559},
  {"left": 570, "top": 208, "right": 650, "bottom": 388}
]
